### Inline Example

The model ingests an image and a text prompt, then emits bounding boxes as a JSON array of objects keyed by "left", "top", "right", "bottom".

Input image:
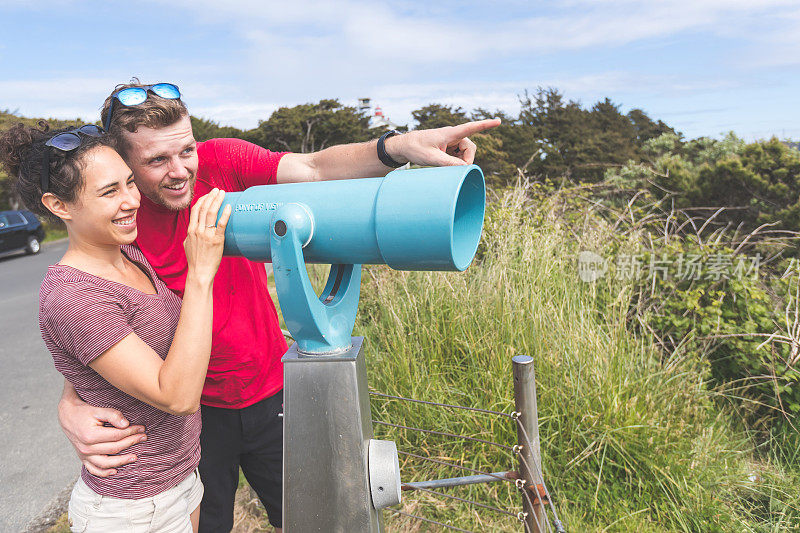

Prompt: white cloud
[
  {"left": 191, "top": 102, "right": 281, "bottom": 127},
  {"left": 133, "top": 0, "right": 800, "bottom": 133},
  {"left": 4, "top": 0, "right": 799, "bottom": 139},
  {"left": 0, "top": 77, "right": 120, "bottom": 121},
  {"left": 732, "top": 5, "right": 800, "bottom": 67},
  {"left": 344, "top": 72, "right": 741, "bottom": 130},
  {"left": 0, "top": 66, "right": 766, "bottom": 140},
  {"left": 152, "top": 0, "right": 800, "bottom": 64},
  {"left": 0, "top": 76, "right": 264, "bottom": 125}
]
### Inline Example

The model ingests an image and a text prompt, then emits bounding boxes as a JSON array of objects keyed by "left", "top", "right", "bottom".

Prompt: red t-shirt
[{"left": 135, "top": 138, "right": 288, "bottom": 408}]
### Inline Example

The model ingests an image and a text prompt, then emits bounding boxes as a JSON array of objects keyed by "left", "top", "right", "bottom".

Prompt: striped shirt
[{"left": 39, "top": 245, "right": 201, "bottom": 499}]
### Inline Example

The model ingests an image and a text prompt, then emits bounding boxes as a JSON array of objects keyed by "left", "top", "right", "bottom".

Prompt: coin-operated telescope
[{"left": 219, "top": 164, "right": 486, "bottom": 532}]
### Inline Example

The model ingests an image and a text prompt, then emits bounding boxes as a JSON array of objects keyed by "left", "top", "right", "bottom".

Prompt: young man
[{"left": 57, "top": 82, "right": 499, "bottom": 532}]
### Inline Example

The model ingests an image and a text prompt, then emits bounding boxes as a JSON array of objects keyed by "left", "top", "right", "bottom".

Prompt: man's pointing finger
[{"left": 448, "top": 118, "right": 501, "bottom": 139}]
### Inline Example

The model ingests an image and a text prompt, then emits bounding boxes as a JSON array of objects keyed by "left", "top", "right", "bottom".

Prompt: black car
[{"left": 0, "top": 210, "right": 45, "bottom": 255}]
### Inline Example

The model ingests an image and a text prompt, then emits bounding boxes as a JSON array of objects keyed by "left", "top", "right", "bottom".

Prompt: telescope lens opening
[{"left": 451, "top": 168, "right": 485, "bottom": 271}]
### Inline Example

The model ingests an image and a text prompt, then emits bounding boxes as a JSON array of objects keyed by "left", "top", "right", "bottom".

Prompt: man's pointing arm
[{"left": 274, "top": 118, "right": 501, "bottom": 184}]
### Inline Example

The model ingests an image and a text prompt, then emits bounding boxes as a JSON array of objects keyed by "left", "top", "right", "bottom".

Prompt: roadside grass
[
  {"left": 42, "top": 220, "right": 67, "bottom": 243},
  {"left": 45, "top": 514, "right": 69, "bottom": 533}
]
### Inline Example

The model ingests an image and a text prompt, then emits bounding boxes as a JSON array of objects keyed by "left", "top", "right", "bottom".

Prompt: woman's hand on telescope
[
  {"left": 184, "top": 188, "right": 232, "bottom": 285},
  {"left": 386, "top": 118, "right": 501, "bottom": 167}
]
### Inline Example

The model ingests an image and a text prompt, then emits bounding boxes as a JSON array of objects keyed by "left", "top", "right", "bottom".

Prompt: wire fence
[{"left": 369, "top": 384, "right": 565, "bottom": 533}]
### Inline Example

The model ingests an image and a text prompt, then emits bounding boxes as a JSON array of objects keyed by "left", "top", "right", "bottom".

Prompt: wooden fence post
[{"left": 513, "top": 355, "right": 545, "bottom": 532}]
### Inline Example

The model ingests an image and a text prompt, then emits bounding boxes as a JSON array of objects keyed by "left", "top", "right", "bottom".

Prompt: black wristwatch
[{"left": 377, "top": 130, "right": 404, "bottom": 168}]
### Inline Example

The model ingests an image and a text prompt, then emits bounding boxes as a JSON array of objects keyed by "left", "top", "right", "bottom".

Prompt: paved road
[{"left": 0, "top": 240, "right": 78, "bottom": 532}]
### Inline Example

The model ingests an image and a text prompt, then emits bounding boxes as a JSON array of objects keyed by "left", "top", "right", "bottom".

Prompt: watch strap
[{"left": 377, "top": 130, "right": 404, "bottom": 168}]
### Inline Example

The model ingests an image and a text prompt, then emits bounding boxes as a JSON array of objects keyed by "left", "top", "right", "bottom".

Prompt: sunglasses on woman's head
[
  {"left": 103, "top": 83, "right": 181, "bottom": 131},
  {"left": 40, "top": 125, "right": 104, "bottom": 193}
]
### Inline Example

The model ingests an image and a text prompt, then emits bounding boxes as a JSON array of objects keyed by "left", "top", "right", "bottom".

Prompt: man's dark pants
[{"left": 198, "top": 389, "right": 283, "bottom": 532}]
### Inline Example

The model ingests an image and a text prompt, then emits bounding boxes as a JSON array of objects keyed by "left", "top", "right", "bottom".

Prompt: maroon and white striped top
[{"left": 39, "top": 245, "right": 201, "bottom": 499}]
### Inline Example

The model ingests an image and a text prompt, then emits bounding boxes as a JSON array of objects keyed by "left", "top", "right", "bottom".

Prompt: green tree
[
  {"left": 190, "top": 116, "right": 245, "bottom": 142},
  {"left": 411, "top": 104, "right": 468, "bottom": 130},
  {"left": 609, "top": 133, "right": 800, "bottom": 239},
  {"left": 518, "top": 87, "right": 594, "bottom": 180},
  {"left": 0, "top": 110, "right": 86, "bottom": 210},
  {"left": 586, "top": 97, "right": 639, "bottom": 167},
  {"left": 247, "top": 99, "right": 373, "bottom": 153},
  {"left": 693, "top": 137, "right": 800, "bottom": 231},
  {"left": 468, "top": 109, "right": 519, "bottom": 184},
  {"left": 515, "top": 89, "right": 675, "bottom": 183},
  {"left": 627, "top": 108, "right": 676, "bottom": 145}
]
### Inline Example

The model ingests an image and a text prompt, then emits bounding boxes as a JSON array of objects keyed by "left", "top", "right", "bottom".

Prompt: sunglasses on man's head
[
  {"left": 103, "top": 83, "right": 181, "bottom": 131},
  {"left": 40, "top": 125, "right": 104, "bottom": 193}
]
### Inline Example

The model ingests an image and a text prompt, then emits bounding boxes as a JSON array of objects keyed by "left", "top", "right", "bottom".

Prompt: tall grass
[{"left": 354, "top": 183, "right": 800, "bottom": 531}]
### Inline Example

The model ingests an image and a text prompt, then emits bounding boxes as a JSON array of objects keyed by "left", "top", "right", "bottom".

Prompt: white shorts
[{"left": 67, "top": 468, "right": 204, "bottom": 533}]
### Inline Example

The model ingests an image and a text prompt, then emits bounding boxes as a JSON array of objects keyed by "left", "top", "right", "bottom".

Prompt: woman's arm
[{"left": 88, "top": 189, "right": 231, "bottom": 415}]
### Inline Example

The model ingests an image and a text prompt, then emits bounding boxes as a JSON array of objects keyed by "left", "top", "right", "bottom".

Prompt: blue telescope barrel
[{"left": 219, "top": 165, "right": 485, "bottom": 271}]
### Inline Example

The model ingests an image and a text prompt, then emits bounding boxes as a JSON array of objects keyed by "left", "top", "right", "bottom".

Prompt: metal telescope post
[
  {"left": 282, "top": 338, "right": 382, "bottom": 531},
  {"left": 270, "top": 204, "right": 399, "bottom": 533}
]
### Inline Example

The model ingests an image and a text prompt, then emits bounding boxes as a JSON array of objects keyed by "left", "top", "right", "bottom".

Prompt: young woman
[{"left": 0, "top": 122, "right": 231, "bottom": 533}]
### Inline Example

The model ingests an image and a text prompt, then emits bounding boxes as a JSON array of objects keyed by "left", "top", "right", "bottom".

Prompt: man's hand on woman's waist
[{"left": 58, "top": 380, "right": 146, "bottom": 477}]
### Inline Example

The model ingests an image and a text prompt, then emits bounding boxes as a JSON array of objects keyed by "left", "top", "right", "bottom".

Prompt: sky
[{"left": 1, "top": 0, "right": 799, "bottom": 141}]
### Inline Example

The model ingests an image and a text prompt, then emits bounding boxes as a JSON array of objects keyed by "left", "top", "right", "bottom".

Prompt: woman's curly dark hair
[{"left": 0, "top": 121, "right": 111, "bottom": 220}]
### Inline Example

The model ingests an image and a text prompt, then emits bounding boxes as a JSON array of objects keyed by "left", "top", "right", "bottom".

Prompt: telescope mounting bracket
[{"left": 269, "top": 203, "right": 362, "bottom": 354}]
